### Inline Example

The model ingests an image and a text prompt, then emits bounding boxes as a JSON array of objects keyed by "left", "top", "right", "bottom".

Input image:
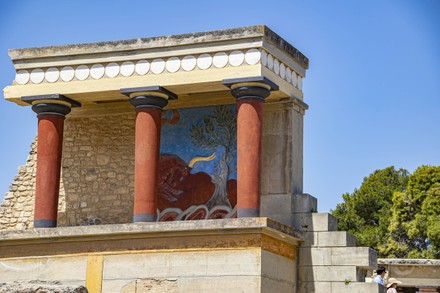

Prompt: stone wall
[
  {"left": 0, "top": 139, "right": 67, "bottom": 230},
  {"left": 0, "top": 139, "right": 37, "bottom": 230},
  {"left": 0, "top": 111, "right": 135, "bottom": 230},
  {"left": 61, "top": 113, "right": 135, "bottom": 226}
]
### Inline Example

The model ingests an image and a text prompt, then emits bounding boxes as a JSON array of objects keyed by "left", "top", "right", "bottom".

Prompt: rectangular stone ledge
[
  {"left": 301, "top": 231, "right": 357, "bottom": 248},
  {"left": 261, "top": 213, "right": 293, "bottom": 228},
  {"left": 293, "top": 212, "right": 338, "bottom": 232},
  {"left": 292, "top": 193, "right": 318, "bottom": 213},
  {"left": 0, "top": 217, "right": 298, "bottom": 241},
  {"left": 331, "top": 247, "right": 377, "bottom": 269},
  {"left": 0, "top": 218, "right": 302, "bottom": 259},
  {"left": 298, "top": 265, "right": 359, "bottom": 282},
  {"left": 298, "top": 247, "right": 376, "bottom": 269},
  {"left": 331, "top": 282, "right": 387, "bottom": 293},
  {"left": 298, "top": 281, "right": 386, "bottom": 293},
  {"left": 261, "top": 194, "right": 295, "bottom": 216},
  {"left": 9, "top": 26, "right": 308, "bottom": 70},
  {"left": 384, "top": 277, "right": 440, "bottom": 287}
]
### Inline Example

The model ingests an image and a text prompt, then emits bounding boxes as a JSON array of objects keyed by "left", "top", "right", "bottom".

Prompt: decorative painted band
[
  {"left": 133, "top": 213, "right": 157, "bottom": 222},
  {"left": 14, "top": 49, "right": 303, "bottom": 91},
  {"left": 34, "top": 219, "right": 57, "bottom": 228}
]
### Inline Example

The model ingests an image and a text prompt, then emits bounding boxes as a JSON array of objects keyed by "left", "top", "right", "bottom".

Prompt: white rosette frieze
[{"left": 13, "top": 48, "right": 302, "bottom": 92}]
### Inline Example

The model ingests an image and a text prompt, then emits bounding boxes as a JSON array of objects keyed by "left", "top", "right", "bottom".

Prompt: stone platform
[{"left": 0, "top": 218, "right": 300, "bottom": 293}]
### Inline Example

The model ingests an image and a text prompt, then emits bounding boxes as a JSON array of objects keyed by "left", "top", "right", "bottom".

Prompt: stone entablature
[
  {"left": 4, "top": 26, "right": 307, "bottom": 109},
  {"left": 12, "top": 49, "right": 304, "bottom": 91}
]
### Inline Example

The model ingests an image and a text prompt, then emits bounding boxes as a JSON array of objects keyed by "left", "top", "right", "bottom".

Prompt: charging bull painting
[{"left": 158, "top": 105, "right": 237, "bottom": 221}]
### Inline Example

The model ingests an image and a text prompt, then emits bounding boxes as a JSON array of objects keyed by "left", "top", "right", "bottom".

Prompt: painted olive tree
[{"left": 190, "top": 105, "right": 237, "bottom": 209}]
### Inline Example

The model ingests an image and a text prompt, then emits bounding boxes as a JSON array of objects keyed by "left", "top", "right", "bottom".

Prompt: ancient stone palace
[{"left": 1, "top": 26, "right": 385, "bottom": 293}]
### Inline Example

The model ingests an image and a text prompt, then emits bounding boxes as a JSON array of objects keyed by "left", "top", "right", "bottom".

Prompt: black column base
[{"left": 34, "top": 219, "right": 57, "bottom": 228}]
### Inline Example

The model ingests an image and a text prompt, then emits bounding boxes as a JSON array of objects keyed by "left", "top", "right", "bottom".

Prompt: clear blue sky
[{"left": 0, "top": 0, "right": 439, "bottom": 212}]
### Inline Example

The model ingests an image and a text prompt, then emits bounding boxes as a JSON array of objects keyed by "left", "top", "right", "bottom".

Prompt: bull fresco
[{"left": 158, "top": 105, "right": 237, "bottom": 221}]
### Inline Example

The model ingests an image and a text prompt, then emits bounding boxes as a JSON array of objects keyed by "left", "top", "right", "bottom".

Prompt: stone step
[
  {"left": 298, "top": 281, "right": 386, "bottom": 293},
  {"left": 298, "top": 247, "right": 376, "bottom": 269},
  {"left": 302, "top": 231, "right": 357, "bottom": 248},
  {"left": 292, "top": 193, "right": 318, "bottom": 213},
  {"left": 298, "top": 265, "right": 364, "bottom": 282},
  {"left": 293, "top": 212, "right": 338, "bottom": 232}
]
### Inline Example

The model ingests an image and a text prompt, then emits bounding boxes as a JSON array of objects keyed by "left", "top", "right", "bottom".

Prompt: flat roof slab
[{"left": 4, "top": 26, "right": 308, "bottom": 110}]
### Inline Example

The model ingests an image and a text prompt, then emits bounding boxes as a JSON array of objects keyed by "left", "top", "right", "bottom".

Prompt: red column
[
  {"left": 237, "top": 99, "right": 264, "bottom": 217},
  {"left": 21, "top": 95, "right": 80, "bottom": 229},
  {"left": 223, "top": 77, "right": 278, "bottom": 218},
  {"left": 133, "top": 108, "right": 162, "bottom": 222},
  {"left": 34, "top": 115, "right": 65, "bottom": 228},
  {"left": 121, "top": 86, "right": 177, "bottom": 222}
]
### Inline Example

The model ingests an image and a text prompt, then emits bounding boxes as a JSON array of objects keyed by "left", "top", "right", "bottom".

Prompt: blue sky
[{"left": 0, "top": 0, "right": 439, "bottom": 212}]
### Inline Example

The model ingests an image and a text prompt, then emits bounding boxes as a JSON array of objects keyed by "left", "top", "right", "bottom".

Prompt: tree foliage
[
  {"left": 332, "top": 165, "right": 440, "bottom": 258},
  {"left": 332, "top": 167, "right": 409, "bottom": 257},
  {"left": 381, "top": 166, "right": 440, "bottom": 258}
]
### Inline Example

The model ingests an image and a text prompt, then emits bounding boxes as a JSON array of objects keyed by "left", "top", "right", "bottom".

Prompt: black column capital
[
  {"left": 121, "top": 86, "right": 177, "bottom": 110},
  {"left": 222, "top": 76, "right": 278, "bottom": 102},
  {"left": 21, "top": 94, "right": 81, "bottom": 117}
]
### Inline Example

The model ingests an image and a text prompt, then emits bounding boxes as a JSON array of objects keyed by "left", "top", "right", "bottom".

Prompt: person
[
  {"left": 372, "top": 266, "right": 386, "bottom": 285},
  {"left": 387, "top": 277, "right": 402, "bottom": 293}
]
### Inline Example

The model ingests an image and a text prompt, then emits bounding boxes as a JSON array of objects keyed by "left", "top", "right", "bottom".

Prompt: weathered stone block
[
  {"left": 298, "top": 281, "right": 332, "bottom": 293},
  {"left": 293, "top": 212, "right": 338, "bottom": 232},
  {"left": 316, "top": 231, "right": 356, "bottom": 247},
  {"left": 331, "top": 247, "right": 376, "bottom": 269},
  {"left": 120, "top": 279, "right": 178, "bottom": 293},
  {"left": 298, "top": 247, "right": 332, "bottom": 266},
  {"left": 292, "top": 193, "right": 317, "bottom": 213},
  {"left": 301, "top": 231, "right": 356, "bottom": 247},
  {"left": 0, "top": 256, "right": 88, "bottom": 283},
  {"left": 298, "top": 265, "right": 358, "bottom": 282},
  {"left": 331, "top": 281, "right": 386, "bottom": 293}
]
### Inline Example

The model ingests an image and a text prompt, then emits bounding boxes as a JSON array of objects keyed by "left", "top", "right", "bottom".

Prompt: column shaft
[
  {"left": 222, "top": 77, "right": 278, "bottom": 218},
  {"left": 21, "top": 95, "right": 79, "bottom": 228},
  {"left": 121, "top": 86, "right": 176, "bottom": 223},
  {"left": 34, "top": 115, "right": 65, "bottom": 228},
  {"left": 133, "top": 108, "right": 162, "bottom": 222},
  {"left": 237, "top": 99, "right": 264, "bottom": 217}
]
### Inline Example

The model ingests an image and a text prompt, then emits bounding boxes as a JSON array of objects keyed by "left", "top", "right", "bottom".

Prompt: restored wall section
[
  {"left": 0, "top": 100, "right": 303, "bottom": 230},
  {"left": 0, "top": 218, "right": 300, "bottom": 293},
  {"left": 261, "top": 100, "right": 305, "bottom": 227}
]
